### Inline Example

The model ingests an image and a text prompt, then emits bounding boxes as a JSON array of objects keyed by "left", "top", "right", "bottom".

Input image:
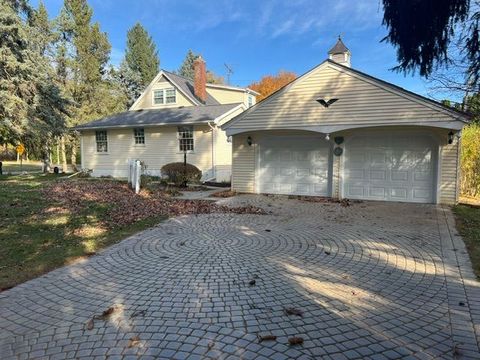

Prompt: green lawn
[
  {"left": 453, "top": 204, "right": 480, "bottom": 279},
  {"left": 0, "top": 174, "right": 166, "bottom": 290},
  {"left": 1, "top": 160, "right": 43, "bottom": 173}
]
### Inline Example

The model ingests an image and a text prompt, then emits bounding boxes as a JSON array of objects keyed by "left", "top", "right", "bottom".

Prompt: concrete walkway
[{"left": 0, "top": 196, "right": 479, "bottom": 359}]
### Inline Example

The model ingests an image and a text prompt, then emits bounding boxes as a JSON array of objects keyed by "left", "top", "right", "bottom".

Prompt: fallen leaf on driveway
[
  {"left": 258, "top": 334, "right": 277, "bottom": 342},
  {"left": 85, "top": 318, "right": 94, "bottom": 330},
  {"left": 284, "top": 307, "right": 303, "bottom": 317},
  {"left": 128, "top": 335, "right": 141, "bottom": 348},
  {"left": 288, "top": 336, "right": 304, "bottom": 346}
]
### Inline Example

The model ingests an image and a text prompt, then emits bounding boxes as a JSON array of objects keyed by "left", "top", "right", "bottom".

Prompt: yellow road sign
[{"left": 16, "top": 144, "right": 25, "bottom": 155}]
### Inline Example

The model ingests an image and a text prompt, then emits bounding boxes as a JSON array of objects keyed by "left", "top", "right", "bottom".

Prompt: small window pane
[
  {"left": 178, "top": 126, "right": 194, "bottom": 151},
  {"left": 134, "top": 128, "right": 145, "bottom": 144},
  {"left": 166, "top": 88, "right": 176, "bottom": 104},
  {"left": 96, "top": 131, "right": 108, "bottom": 152},
  {"left": 153, "top": 90, "right": 164, "bottom": 104},
  {"left": 248, "top": 96, "right": 253, "bottom": 107}
]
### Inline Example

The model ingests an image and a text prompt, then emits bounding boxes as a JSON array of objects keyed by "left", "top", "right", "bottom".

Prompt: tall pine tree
[
  {"left": 125, "top": 22, "right": 159, "bottom": 86},
  {"left": 178, "top": 49, "right": 198, "bottom": 80}
]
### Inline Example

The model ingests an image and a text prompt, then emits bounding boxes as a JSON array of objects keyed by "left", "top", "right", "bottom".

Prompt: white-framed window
[
  {"left": 133, "top": 128, "right": 145, "bottom": 145},
  {"left": 178, "top": 126, "right": 194, "bottom": 152},
  {"left": 153, "top": 90, "right": 164, "bottom": 104},
  {"left": 95, "top": 130, "right": 108, "bottom": 153},
  {"left": 248, "top": 95, "right": 253, "bottom": 107},
  {"left": 153, "top": 88, "right": 176, "bottom": 105},
  {"left": 166, "top": 88, "right": 176, "bottom": 104}
]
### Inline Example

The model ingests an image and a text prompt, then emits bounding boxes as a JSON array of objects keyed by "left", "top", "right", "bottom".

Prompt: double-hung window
[
  {"left": 153, "top": 90, "right": 164, "bottom": 105},
  {"left": 166, "top": 88, "right": 176, "bottom": 104},
  {"left": 153, "top": 88, "right": 176, "bottom": 105},
  {"left": 95, "top": 130, "right": 108, "bottom": 153},
  {"left": 178, "top": 126, "right": 194, "bottom": 152},
  {"left": 134, "top": 128, "right": 145, "bottom": 145}
]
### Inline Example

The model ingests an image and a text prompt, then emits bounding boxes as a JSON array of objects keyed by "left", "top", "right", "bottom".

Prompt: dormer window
[
  {"left": 153, "top": 90, "right": 164, "bottom": 105},
  {"left": 153, "top": 88, "right": 176, "bottom": 105},
  {"left": 166, "top": 88, "right": 176, "bottom": 104}
]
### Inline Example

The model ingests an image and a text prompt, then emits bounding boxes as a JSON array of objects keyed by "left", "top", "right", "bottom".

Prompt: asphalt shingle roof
[
  {"left": 328, "top": 38, "right": 350, "bottom": 54},
  {"left": 75, "top": 103, "right": 241, "bottom": 130}
]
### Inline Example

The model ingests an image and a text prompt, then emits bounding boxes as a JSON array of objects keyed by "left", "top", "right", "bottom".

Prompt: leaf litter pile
[{"left": 43, "top": 180, "right": 266, "bottom": 228}]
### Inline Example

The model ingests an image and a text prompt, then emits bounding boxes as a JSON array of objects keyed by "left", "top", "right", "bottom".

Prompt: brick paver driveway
[{"left": 1, "top": 196, "right": 479, "bottom": 359}]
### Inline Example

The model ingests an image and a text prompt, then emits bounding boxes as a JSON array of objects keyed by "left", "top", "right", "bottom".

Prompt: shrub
[
  {"left": 161, "top": 162, "right": 202, "bottom": 187},
  {"left": 460, "top": 124, "right": 480, "bottom": 198}
]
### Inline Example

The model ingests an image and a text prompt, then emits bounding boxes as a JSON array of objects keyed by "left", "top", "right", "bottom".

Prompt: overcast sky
[{"left": 35, "top": 0, "right": 450, "bottom": 100}]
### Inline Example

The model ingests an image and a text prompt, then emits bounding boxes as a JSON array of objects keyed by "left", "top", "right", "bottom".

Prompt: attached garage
[
  {"left": 343, "top": 133, "right": 437, "bottom": 203},
  {"left": 222, "top": 39, "right": 469, "bottom": 205},
  {"left": 258, "top": 137, "right": 331, "bottom": 196}
]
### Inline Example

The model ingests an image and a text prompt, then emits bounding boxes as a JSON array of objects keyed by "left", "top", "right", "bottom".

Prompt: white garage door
[
  {"left": 344, "top": 134, "right": 436, "bottom": 203},
  {"left": 258, "top": 137, "right": 331, "bottom": 196}
]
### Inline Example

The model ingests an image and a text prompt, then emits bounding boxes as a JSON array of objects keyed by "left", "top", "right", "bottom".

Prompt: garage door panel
[
  {"left": 391, "top": 170, "right": 408, "bottom": 181},
  {"left": 259, "top": 137, "right": 330, "bottom": 196},
  {"left": 370, "top": 170, "right": 386, "bottom": 180},
  {"left": 345, "top": 135, "right": 436, "bottom": 203},
  {"left": 370, "top": 187, "right": 386, "bottom": 197}
]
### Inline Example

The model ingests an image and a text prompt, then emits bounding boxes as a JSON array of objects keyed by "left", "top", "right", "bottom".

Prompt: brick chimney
[{"left": 194, "top": 56, "right": 207, "bottom": 103}]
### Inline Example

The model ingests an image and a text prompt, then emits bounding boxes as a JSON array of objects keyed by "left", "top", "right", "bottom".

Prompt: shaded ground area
[
  {"left": 0, "top": 175, "right": 262, "bottom": 290},
  {"left": 1, "top": 195, "right": 479, "bottom": 359},
  {"left": 454, "top": 204, "right": 480, "bottom": 279}
]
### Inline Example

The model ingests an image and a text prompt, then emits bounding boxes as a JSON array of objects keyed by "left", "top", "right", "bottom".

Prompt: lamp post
[{"left": 183, "top": 149, "right": 187, "bottom": 188}]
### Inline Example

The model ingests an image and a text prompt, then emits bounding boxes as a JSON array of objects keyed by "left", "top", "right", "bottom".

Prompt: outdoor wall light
[
  {"left": 325, "top": 133, "right": 330, "bottom": 141},
  {"left": 334, "top": 136, "right": 344, "bottom": 145},
  {"left": 247, "top": 136, "right": 253, "bottom": 146},
  {"left": 448, "top": 131, "right": 454, "bottom": 144}
]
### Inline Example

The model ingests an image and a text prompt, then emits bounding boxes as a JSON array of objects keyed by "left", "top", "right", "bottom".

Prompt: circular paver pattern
[{"left": 0, "top": 195, "right": 476, "bottom": 359}]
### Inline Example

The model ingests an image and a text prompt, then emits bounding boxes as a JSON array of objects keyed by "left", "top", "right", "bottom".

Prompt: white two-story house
[{"left": 76, "top": 56, "right": 258, "bottom": 182}]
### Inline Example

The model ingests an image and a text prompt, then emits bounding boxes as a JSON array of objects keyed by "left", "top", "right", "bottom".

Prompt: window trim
[
  {"left": 95, "top": 130, "right": 108, "bottom": 153},
  {"left": 133, "top": 128, "right": 145, "bottom": 146},
  {"left": 177, "top": 125, "right": 195, "bottom": 153},
  {"left": 152, "top": 87, "right": 177, "bottom": 106}
]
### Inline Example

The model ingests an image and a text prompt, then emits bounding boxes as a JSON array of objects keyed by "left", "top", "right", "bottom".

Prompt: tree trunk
[
  {"left": 60, "top": 136, "right": 67, "bottom": 173},
  {"left": 70, "top": 140, "right": 78, "bottom": 172}
]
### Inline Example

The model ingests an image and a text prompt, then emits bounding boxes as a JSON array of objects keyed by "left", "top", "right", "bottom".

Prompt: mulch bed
[{"left": 42, "top": 180, "right": 265, "bottom": 229}]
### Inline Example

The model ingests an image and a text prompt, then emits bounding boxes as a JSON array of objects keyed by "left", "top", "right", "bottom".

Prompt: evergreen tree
[
  {"left": 0, "top": 0, "right": 37, "bottom": 144},
  {"left": 178, "top": 49, "right": 198, "bottom": 80},
  {"left": 125, "top": 22, "right": 159, "bottom": 86},
  {"left": 178, "top": 50, "right": 224, "bottom": 84},
  {"left": 112, "top": 60, "right": 144, "bottom": 107}
]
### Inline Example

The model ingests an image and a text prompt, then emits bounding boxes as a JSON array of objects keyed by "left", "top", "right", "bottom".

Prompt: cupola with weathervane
[{"left": 328, "top": 36, "right": 351, "bottom": 67}]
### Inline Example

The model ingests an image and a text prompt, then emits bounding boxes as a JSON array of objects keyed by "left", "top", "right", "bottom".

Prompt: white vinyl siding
[
  {"left": 440, "top": 136, "right": 460, "bottom": 204},
  {"left": 232, "top": 134, "right": 255, "bottom": 193},
  {"left": 227, "top": 63, "right": 457, "bottom": 131}
]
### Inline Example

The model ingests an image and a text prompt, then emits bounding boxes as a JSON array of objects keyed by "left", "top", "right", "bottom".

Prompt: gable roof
[
  {"left": 129, "top": 70, "right": 220, "bottom": 110},
  {"left": 222, "top": 59, "right": 470, "bottom": 131},
  {"left": 75, "top": 103, "right": 241, "bottom": 130},
  {"left": 163, "top": 70, "right": 220, "bottom": 106}
]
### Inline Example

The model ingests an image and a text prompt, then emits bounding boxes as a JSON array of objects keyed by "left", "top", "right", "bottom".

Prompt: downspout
[{"left": 207, "top": 122, "right": 216, "bottom": 181}]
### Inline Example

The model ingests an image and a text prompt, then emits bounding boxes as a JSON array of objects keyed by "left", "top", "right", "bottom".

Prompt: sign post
[{"left": 16, "top": 144, "right": 25, "bottom": 172}]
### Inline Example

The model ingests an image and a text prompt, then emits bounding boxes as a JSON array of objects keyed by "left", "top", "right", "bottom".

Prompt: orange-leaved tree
[{"left": 249, "top": 71, "right": 297, "bottom": 102}]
